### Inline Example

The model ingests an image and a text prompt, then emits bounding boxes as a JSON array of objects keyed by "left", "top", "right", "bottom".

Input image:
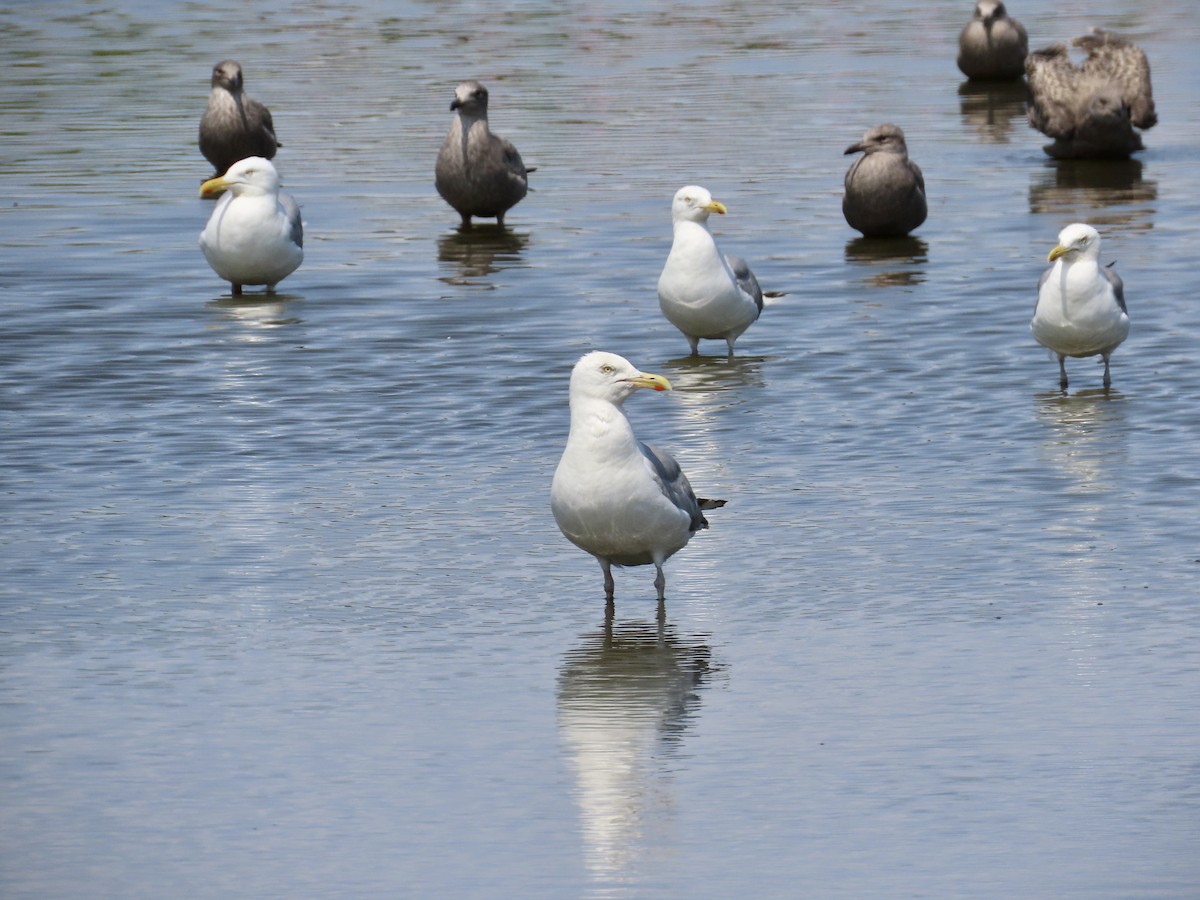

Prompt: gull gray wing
[
  {"left": 1035, "top": 264, "right": 1053, "bottom": 313},
  {"left": 280, "top": 192, "right": 303, "bottom": 249},
  {"left": 725, "top": 253, "right": 764, "bottom": 312},
  {"left": 1104, "top": 261, "right": 1127, "bottom": 314},
  {"left": 639, "top": 441, "right": 708, "bottom": 533}
]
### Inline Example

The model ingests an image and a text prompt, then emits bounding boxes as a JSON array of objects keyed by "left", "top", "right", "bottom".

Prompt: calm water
[{"left": 2, "top": 1, "right": 1199, "bottom": 897}]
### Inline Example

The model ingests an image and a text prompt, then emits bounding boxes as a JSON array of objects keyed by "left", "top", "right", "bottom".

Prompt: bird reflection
[
  {"left": 1027, "top": 159, "right": 1157, "bottom": 231},
  {"left": 1034, "top": 388, "right": 1128, "bottom": 492},
  {"left": 436, "top": 224, "right": 528, "bottom": 283},
  {"left": 844, "top": 235, "right": 928, "bottom": 287},
  {"left": 206, "top": 294, "right": 302, "bottom": 339},
  {"left": 557, "top": 614, "right": 718, "bottom": 886},
  {"left": 957, "top": 79, "right": 1029, "bottom": 142}
]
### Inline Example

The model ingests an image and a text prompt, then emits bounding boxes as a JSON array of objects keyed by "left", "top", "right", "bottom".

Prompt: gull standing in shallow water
[
  {"left": 199, "top": 60, "right": 280, "bottom": 177},
  {"left": 1025, "top": 29, "right": 1157, "bottom": 159},
  {"left": 957, "top": 0, "right": 1028, "bottom": 81},
  {"left": 842, "top": 125, "right": 927, "bottom": 238},
  {"left": 1032, "top": 223, "right": 1129, "bottom": 389},
  {"left": 551, "top": 352, "right": 725, "bottom": 604},
  {"left": 657, "top": 186, "right": 764, "bottom": 356},
  {"left": 435, "top": 80, "right": 529, "bottom": 228},
  {"left": 199, "top": 157, "right": 303, "bottom": 296}
]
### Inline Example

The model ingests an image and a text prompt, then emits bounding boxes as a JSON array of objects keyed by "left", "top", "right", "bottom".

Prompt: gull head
[
  {"left": 1048, "top": 223, "right": 1102, "bottom": 263},
  {"left": 200, "top": 156, "right": 281, "bottom": 199},
  {"left": 845, "top": 123, "right": 910, "bottom": 157},
  {"left": 974, "top": 0, "right": 1006, "bottom": 27},
  {"left": 450, "top": 80, "right": 489, "bottom": 115},
  {"left": 211, "top": 59, "right": 244, "bottom": 92},
  {"left": 671, "top": 185, "right": 727, "bottom": 224},
  {"left": 569, "top": 351, "right": 672, "bottom": 407}
]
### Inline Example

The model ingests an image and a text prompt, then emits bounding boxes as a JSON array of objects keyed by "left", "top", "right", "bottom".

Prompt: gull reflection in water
[
  {"left": 436, "top": 224, "right": 528, "bottom": 284},
  {"left": 206, "top": 294, "right": 302, "bottom": 342},
  {"left": 957, "top": 79, "right": 1029, "bottom": 143},
  {"left": 557, "top": 614, "right": 719, "bottom": 888},
  {"left": 844, "top": 235, "right": 928, "bottom": 288},
  {"left": 1027, "top": 159, "right": 1157, "bottom": 233},
  {"left": 1034, "top": 388, "right": 1128, "bottom": 493}
]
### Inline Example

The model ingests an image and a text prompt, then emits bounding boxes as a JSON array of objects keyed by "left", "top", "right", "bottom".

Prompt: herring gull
[
  {"left": 1032, "top": 223, "right": 1129, "bottom": 389},
  {"left": 1025, "top": 29, "right": 1156, "bottom": 159},
  {"left": 435, "top": 80, "right": 529, "bottom": 228},
  {"left": 842, "top": 125, "right": 928, "bottom": 238},
  {"left": 199, "top": 60, "right": 280, "bottom": 178},
  {"left": 657, "top": 186, "right": 764, "bottom": 356},
  {"left": 957, "top": 0, "right": 1028, "bottom": 81},
  {"left": 551, "top": 351, "right": 725, "bottom": 603},
  {"left": 199, "top": 157, "right": 303, "bottom": 296}
]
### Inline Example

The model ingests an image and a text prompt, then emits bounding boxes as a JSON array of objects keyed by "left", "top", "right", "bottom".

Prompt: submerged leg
[
  {"left": 231, "top": 282, "right": 243, "bottom": 297},
  {"left": 725, "top": 336, "right": 736, "bottom": 357},
  {"left": 1057, "top": 354, "right": 1068, "bottom": 390},
  {"left": 1102, "top": 353, "right": 1113, "bottom": 389},
  {"left": 653, "top": 563, "right": 666, "bottom": 602},
  {"left": 598, "top": 558, "right": 615, "bottom": 600},
  {"left": 687, "top": 335, "right": 700, "bottom": 356}
]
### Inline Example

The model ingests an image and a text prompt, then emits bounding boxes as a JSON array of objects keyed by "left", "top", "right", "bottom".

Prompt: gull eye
[{"left": 600, "top": 365, "right": 615, "bottom": 374}]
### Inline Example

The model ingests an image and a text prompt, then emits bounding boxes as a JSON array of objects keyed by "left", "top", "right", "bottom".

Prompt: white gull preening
[
  {"left": 657, "top": 186, "right": 764, "bottom": 357},
  {"left": 1032, "top": 223, "right": 1129, "bottom": 389},
  {"left": 551, "top": 352, "right": 725, "bottom": 604}
]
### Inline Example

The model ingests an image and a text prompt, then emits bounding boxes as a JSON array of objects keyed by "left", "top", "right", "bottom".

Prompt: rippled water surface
[{"left": 3, "top": 1, "right": 1199, "bottom": 897}]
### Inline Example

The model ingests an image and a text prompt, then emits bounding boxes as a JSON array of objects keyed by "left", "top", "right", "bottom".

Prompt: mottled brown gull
[
  {"left": 199, "top": 157, "right": 303, "bottom": 296},
  {"left": 957, "top": 0, "right": 1028, "bottom": 81},
  {"left": 199, "top": 60, "right": 280, "bottom": 177},
  {"left": 551, "top": 352, "right": 725, "bottom": 603},
  {"left": 657, "top": 186, "right": 764, "bottom": 357},
  {"left": 842, "top": 124, "right": 927, "bottom": 238},
  {"left": 1026, "top": 29, "right": 1156, "bottom": 159},
  {"left": 435, "top": 80, "right": 529, "bottom": 228},
  {"left": 1032, "top": 223, "right": 1129, "bottom": 389}
]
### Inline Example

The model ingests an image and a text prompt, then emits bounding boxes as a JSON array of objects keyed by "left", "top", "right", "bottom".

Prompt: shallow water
[{"left": 2, "top": 1, "right": 1199, "bottom": 897}]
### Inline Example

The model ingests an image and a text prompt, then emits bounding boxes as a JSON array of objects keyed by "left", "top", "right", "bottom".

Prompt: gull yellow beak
[
  {"left": 1047, "top": 244, "right": 1069, "bottom": 262},
  {"left": 627, "top": 372, "right": 672, "bottom": 392},
  {"left": 703, "top": 200, "right": 727, "bottom": 215},
  {"left": 200, "top": 174, "right": 230, "bottom": 199}
]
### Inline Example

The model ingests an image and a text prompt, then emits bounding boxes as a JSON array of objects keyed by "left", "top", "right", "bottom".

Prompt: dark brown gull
[
  {"left": 199, "top": 60, "right": 280, "bottom": 177},
  {"left": 957, "top": 0, "right": 1029, "bottom": 81},
  {"left": 842, "top": 124, "right": 928, "bottom": 238},
  {"left": 435, "top": 80, "right": 529, "bottom": 228}
]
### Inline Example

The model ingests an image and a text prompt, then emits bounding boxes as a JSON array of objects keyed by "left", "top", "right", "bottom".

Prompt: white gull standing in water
[
  {"left": 657, "top": 186, "right": 764, "bottom": 357},
  {"left": 199, "top": 157, "right": 303, "bottom": 296},
  {"left": 551, "top": 352, "right": 725, "bottom": 604},
  {"left": 1032, "top": 223, "right": 1129, "bottom": 389}
]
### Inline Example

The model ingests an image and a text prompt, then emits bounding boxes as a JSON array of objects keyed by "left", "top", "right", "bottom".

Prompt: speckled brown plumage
[{"left": 1025, "top": 30, "right": 1156, "bottom": 159}]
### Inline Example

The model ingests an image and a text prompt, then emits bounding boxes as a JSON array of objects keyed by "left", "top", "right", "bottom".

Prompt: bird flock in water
[{"left": 195, "top": 1, "right": 1154, "bottom": 607}]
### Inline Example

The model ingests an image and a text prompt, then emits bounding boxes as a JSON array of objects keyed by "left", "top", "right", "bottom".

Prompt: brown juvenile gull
[
  {"left": 199, "top": 157, "right": 303, "bottom": 296},
  {"left": 1032, "top": 223, "right": 1129, "bottom": 389},
  {"left": 199, "top": 60, "right": 280, "bottom": 177},
  {"left": 957, "top": 0, "right": 1028, "bottom": 81},
  {"left": 1025, "top": 29, "right": 1156, "bottom": 159},
  {"left": 551, "top": 352, "right": 725, "bottom": 604},
  {"left": 842, "top": 124, "right": 928, "bottom": 238},
  {"left": 435, "top": 80, "right": 529, "bottom": 228},
  {"left": 657, "top": 186, "right": 764, "bottom": 357}
]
